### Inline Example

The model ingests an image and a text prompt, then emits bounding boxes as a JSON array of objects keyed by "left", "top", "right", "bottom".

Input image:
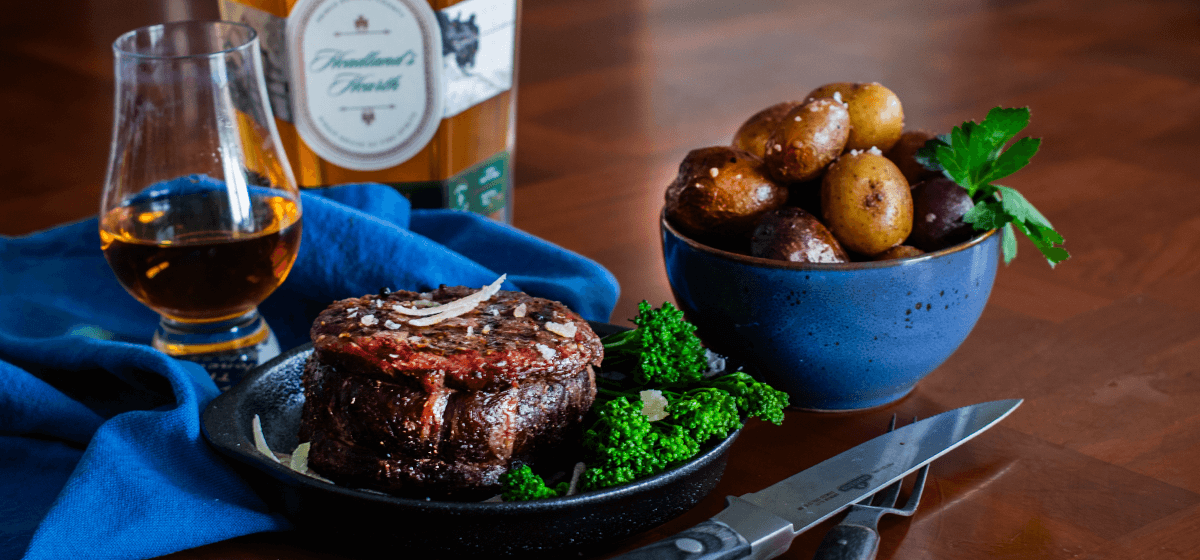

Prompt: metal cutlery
[
  {"left": 608, "top": 399, "right": 1021, "bottom": 560},
  {"left": 811, "top": 416, "right": 928, "bottom": 560}
]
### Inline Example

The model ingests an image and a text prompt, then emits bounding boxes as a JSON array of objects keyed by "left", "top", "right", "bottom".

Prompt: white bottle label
[
  {"left": 286, "top": 0, "right": 445, "bottom": 171},
  {"left": 439, "top": 0, "right": 516, "bottom": 118}
]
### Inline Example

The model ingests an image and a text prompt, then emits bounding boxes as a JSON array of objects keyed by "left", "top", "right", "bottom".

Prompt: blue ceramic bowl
[{"left": 661, "top": 213, "right": 1000, "bottom": 411}]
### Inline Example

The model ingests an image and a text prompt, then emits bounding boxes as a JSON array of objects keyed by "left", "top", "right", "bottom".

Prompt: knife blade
[{"left": 607, "top": 398, "right": 1022, "bottom": 560}]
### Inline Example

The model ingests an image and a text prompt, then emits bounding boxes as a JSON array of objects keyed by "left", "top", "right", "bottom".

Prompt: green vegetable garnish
[
  {"left": 500, "top": 464, "right": 567, "bottom": 501},
  {"left": 914, "top": 107, "right": 1069, "bottom": 266},
  {"left": 578, "top": 396, "right": 703, "bottom": 491},
  {"left": 599, "top": 301, "right": 708, "bottom": 385},
  {"left": 499, "top": 302, "right": 789, "bottom": 501}
]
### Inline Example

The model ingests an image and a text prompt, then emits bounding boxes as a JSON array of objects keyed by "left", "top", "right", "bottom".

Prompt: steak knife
[{"left": 609, "top": 399, "right": 1022, "bottom": 560}]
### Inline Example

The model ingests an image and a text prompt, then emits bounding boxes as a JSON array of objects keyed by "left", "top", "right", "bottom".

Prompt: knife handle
[
  {"left": 810, "top": 524, "right": 879, "bottom": 560},
  {"left": 608, "top": 520, "right": 752, "bottom": 560}
]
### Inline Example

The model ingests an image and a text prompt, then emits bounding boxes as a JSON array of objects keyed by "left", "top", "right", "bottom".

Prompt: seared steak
[{"left": 300, "top": 284, "right": 601, "bottom": 498}]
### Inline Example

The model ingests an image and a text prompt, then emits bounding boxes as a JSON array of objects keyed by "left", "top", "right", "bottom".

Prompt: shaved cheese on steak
[
  {"left": 545, "top": 321, "right": 577, "bottom": 338},
  {"left": 393, "top": 274, "right": 506, "bottom": 318}
]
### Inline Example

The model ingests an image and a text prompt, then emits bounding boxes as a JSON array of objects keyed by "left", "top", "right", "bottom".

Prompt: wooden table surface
[{"left": 4, "top": 0, "right": 1199, "bottom": 558}]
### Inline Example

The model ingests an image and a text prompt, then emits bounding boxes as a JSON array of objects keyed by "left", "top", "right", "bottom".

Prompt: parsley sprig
[{"left": 915, "top": 107, "right": 1069, "bottom": 266}]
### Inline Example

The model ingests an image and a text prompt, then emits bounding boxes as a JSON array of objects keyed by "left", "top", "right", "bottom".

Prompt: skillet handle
[{"left": 608, "top": 520, "right": 751, "bottom": 560}]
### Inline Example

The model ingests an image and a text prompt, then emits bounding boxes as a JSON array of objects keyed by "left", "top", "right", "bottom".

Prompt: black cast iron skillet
[{"left": 201, "top": 322, "right": 739, "bottom": 558}]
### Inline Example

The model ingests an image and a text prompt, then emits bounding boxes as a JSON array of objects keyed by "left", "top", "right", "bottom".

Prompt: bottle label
[
  {"left": 220, "top": 0, "right": 517, "bottom": 124},
  {"left": 287, "top": 0, "right": 446, "bottom": 171},
  {"left": 439, "top": 0, "right": 516, "bottom": 118}
]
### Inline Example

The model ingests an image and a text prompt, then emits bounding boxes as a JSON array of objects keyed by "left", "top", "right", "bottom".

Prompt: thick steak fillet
[
  {"left": 300, "top": 285, "right": 602, "bottom": 498},
  {"left": 300, "top": 356, "right": 595, "bottom": 498}
]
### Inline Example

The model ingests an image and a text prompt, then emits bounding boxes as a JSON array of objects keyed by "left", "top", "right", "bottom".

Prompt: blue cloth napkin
[{"left": 0, "top": 182, "right": 619, "bottom": 560}]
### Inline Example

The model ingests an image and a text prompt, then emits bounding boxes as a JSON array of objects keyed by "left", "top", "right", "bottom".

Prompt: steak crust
[
  {"left": 300, "top": 285, "right": 602, "bottom": 498},
  {"left": 311, "top": 286, "right": 603, "bottom": 392}
]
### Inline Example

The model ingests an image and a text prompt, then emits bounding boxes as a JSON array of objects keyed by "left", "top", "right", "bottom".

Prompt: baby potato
[
  {"left": 665, "top": 146, "right": 788, "bottom": 242},
  {"left": 806, "top": 82, "right": 905, "bottom": 152},
  {"left": 871, "top": 245, "right": 924, "bottom": 261},
  {"left": 908, "top": 177, "right": 976, "bottom": 252},
  {"left": 762, "top": 98, "right": 850, "bottom": 183},
  {"left": 751, "top": 207, "right": 849, "bottom": 263},
  {"left": 732, "top": 101, "right": 802, "bottom": 159},
  {"left": 821, "top": 152, "right": 913, "bottom": 255},
  {"left": 885, "top": 130, "right": 941, "bottom": 186}
]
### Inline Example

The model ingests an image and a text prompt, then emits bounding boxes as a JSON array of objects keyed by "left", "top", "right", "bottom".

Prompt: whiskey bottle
[{"left": 218, "top": 0, "right": 518, "bottom": 222}]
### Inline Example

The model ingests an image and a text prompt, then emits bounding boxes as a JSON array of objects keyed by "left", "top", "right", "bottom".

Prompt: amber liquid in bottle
[
  {"left": 100, "top": 191, "right": 302, "bottom": 323},
  {"left": 221, "top": 0, "right": 519, "bottom": 222}
]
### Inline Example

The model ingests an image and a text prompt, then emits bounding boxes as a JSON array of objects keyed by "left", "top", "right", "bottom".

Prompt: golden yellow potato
[
  {"left": 820, "top": 152, "right": 913, "bottom": 255},
  {"left": 665, "top": 146, "right": 788, "bottom": 242},
  {"left": 762, "top": 98, "right": 850, "bottom": 183},
  {"left": 806, "top": 82, "right": 855, "bottom": 102},
  {"left": 732, "top": 101, "right": 802, "bottom": 159},
  {"left": 871, "top": 245, "right": 924, "bottom": 261},
  {"left": 807, "top": 82, "right": 905, "bottom": 152}
]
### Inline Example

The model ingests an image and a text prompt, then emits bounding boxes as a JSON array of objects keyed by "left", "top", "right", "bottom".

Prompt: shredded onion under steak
[
  {"left": 566, "top": 462, "right": 586, "bottom": 496},
  {"left": 252, "top": 414, "right": 280, "bottom": 463},
  {"left": 290, "top": 442, "right": 311, "bottom": 472}
]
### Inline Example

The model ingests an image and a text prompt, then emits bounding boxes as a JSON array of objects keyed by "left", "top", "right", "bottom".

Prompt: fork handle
[{"left": 810, "top": 524, "right": 879, "bottom": 560}]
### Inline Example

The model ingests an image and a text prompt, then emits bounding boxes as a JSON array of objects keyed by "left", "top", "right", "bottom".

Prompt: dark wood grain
[{"left": 3, "top": 0, "right": 1200, "bottom": 558}]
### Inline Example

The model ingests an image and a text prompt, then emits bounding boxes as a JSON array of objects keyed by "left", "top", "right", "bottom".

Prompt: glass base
[{"left": 153, "top": 309, "right": 281, "bottom": 392}]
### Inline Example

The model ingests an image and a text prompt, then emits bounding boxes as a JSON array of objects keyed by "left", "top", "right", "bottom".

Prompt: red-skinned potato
[
  {"left": 762, "top": 98, "right": 850, "bottom": 183},
  {"left": 732, "top": 101, "right": 802, "bottom": 159},
  {"left": 908, "top": 177, "right": 976, "bottom": 251},
  {"left": 751, "top": 207, "right": 849, "bottom": 263},
  {"left": 665, "top": 147, "right": 788, "bottom": 243},
  {"left": 885, "top": 130, "right": 942, "bottom": 186}
]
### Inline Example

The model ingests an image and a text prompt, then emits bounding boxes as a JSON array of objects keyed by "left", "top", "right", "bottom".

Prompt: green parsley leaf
[
  {"left": 962, "top": 199, "right": 1007, "bottom": 230},
  {"left": 995, "top": 186, "right": 1053, "bottom": 230},
  {"left": 1002, "top": 224, "right": 1018, "bottom": 264},
  {"left": 913, "top": 134, "right": 949, "bottom": 172},
  {"left": 920, "top": 107, "right": 1069, "bottom": 267},
  {"left": 936, "top": 142, "right": 971, "bottom": 190},
  {"left": 977, "top": 107, "right": 1029, "bottom": 152},
  {"left": 983, "top": 137, "right": 1040, "bottom": 184}
]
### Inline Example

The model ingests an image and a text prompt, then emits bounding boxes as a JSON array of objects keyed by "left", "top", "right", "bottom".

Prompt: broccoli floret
[
  {"left": 601, "top": 301, "right": 708, "bottom": 385},
  {"left": 580, "top": 388, "right": 750, "bottom": 492},
  {"left": 579, "top": 396, "right": 699, "bottom": 491},
  {"left": 668, "top": 388, "right": 743, "bottom": 443},
  {"left": 704, "top": 371, "right": 790, "bottom": 426},
  {"left": 500, "top": 464, "right": 567, "bottom": 501}
]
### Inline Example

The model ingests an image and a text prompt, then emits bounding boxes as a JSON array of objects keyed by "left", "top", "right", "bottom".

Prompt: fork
[{"left": 811, "top": 416, "right": 929, "bottom": 560}]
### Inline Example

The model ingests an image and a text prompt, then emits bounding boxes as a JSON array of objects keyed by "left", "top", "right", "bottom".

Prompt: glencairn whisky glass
[{"left": 100, "top": 21, "right": 302, "bottom": 389}]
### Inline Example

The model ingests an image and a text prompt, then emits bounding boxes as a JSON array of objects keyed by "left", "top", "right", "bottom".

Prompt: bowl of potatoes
[{"left": 661, "top": 82, "right": 1000, "bottom": 411}]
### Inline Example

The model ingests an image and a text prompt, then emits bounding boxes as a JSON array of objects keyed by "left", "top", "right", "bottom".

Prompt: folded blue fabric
[{"left": 0, "top": 182, "right": 619, "bottom": 560}]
